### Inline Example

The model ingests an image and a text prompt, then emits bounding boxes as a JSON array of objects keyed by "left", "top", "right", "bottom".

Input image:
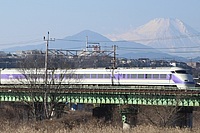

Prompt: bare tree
[
  {"left": 137, "top": 105, "right": 189, "bottom": 127},
  {"left": 17, "top": 54, "right": 77, "bottom": 120}
]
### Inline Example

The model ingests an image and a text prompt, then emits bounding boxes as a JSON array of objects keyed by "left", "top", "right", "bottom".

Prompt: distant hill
[{"left": 4, "top": 30, "right": 186, "bottom": 61}]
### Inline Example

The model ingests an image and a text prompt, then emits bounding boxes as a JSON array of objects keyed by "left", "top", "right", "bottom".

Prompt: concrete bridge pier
[
  {"left": 174, "top": 107, "right": 193, "bottom": 128},
  {"left": 120, "top": 105, "right": 138, "bottom": 129},
  {"left": 92, "top": 104, "right": 138, "bottom": 129},
  {"left": 34, "top": 102, "right": 44, "bottom": 120},
  {"left": 92, "top": 104, "right": 114, "bottom": 121}
]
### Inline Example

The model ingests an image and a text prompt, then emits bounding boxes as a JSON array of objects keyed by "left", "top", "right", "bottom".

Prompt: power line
[
  {"left": 117, "top": 45, "right": 200, "bottom": 50},
  {"left": 0, "top": 39, "right": 43, "bottom": 46},
  {"left": 55, "top": 33, "right": 200, "bottom": 51},
  {"left": 1, "top": 32, "right": 199, "bottom": 49},
  {"left": 1, "top": 32, "right": 200, "bottom": 55},
  {"left": 117, "top": 46, "right": 200, "bottom": 54},
  {"left": 56, "top": 33, "right": 200, "bottom": 43},
  {"left": 56, "top": 39, "right": 85, "bottom": 42},
  {"left": 126, "top": 34, "right": 200, "bottom": 42}
]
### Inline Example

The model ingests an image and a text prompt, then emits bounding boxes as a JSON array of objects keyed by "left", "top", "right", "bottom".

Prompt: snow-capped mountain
[{"left": 109, "top": 18, "right": 200, "bottom": 58}]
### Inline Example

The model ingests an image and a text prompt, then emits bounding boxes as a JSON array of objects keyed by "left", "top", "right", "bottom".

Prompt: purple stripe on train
[
  {"left": 172, "top": 74, "right": 183, "bottom": 83},
  {"left": 0, "top": 74, "right": 194, "bottom": 85},
  {"left": 1, "top": 74, "right": 26, "bottom": 79},
  {"left": 0, "top": 74, "right": 176, "bottom": 80}
]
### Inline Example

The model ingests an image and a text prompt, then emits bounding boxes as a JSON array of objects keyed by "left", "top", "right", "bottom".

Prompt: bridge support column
[
  {"left": 34, "top": 102, "right": 44, "bottom": 121},
  {"left": 93, "top": 104, "right": 138, "bottom": 128},
  {"left": 174, "top": 107, "right": 193, "bottom": 128},
  {"left": 92, "top": 104, "right": 114, "bottom": 121},
  {"left": 120, "top": 105, "right": 138, "bottom": 129},
  {"left": 54, "top": 103, "right": 65, "bottom": 119}
]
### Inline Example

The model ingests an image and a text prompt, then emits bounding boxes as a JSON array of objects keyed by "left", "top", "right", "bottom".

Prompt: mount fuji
[{"left": 110, "top": 18, "right": 200, "bottom": 58}]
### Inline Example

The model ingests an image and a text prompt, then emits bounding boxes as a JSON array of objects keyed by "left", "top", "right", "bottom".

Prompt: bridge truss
[{"left": 0, "top": 85, "right": 200, "bottom": 107}]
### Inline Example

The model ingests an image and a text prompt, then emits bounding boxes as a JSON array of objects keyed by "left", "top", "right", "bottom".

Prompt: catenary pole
[{"left": 43, "top": 32, "right": 55, "bottom": 118}]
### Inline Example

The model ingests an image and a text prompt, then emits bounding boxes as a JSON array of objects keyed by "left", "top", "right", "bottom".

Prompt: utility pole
[
  {"left": 44, "top": 31, "right": 55, "bottom": 86},
  {"left": 113, "top": 45, "right": 117, "bottom": 69},
  {"left": 86, "top": 36, "right": 88, "bottom": 51},
  {"left": 43, "top": 31, "right": 55, "bottom": 119},
  {"left": 112, "top": 45, "right": 117, "bottom": 85}
]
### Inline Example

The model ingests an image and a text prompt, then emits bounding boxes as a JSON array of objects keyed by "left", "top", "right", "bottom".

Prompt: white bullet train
[{"left": 0, "top": 67, "right": 195, "bottom": 89}]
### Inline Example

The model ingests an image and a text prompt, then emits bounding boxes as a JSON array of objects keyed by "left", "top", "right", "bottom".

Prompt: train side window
[
  {"left": 131, "top": 74, "right": 137, "bottom": 79},
  {"left": 127, "top": 74, "right": 130, "bottom": 79},
  {"left": 37, "top": 74, "right": 43, "bottom": 79},
  {"left": 72, "top": 74, "right": 77, "bottom": 79},
  {"left": 65, "top": 74, "right": 73, "bottom": 79},
  {"left": 78, "top": 74, "right": 83, "bottom": 79},
  {"left": 153, "top": 74, "right": 159, "bottom": 79},
  {"left": 61, "top": 74, "right": 67, "bottom": 79},
  {"left": 64, "top": 74, "right": 67, "bottom": 79},
  {"left": 123, "top": 74, "right": 126, "bottom": 79},
  {"left": 145, "top": 74, "right": 152, "bottom": 79},
  {"left": 91, "top": 74, "right": 96, "bottom": 78},
  {"left": 138, "top": 74, "right": 144, "bottom": 79},
  {"left": 98, "top": 74, "right": 103, "bottom": 78},
  {"left": 105, "top": 74, "right": 110, "bottom": 78},
  {"left": 84, "top": 74, "right": 90, "bottom": 78},
  {"left": 160, "top": 74, "right": 166, "bottom": 79}
]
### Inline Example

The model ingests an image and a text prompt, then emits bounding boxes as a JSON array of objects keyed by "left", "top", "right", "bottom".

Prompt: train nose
[
  {"left": 184, "top": 75, "right": 195, "bottom": 82},
  {"left": 184, "top": 77, "right": 195, "bottom": 86}
]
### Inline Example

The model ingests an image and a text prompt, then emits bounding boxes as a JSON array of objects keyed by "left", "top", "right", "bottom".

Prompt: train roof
[
  {"left": 0, "top": 67, "right": 190, "bottom": 75},
  {"left": 76, "top": 67, "right": 187, "bottom": 71},
  {"left": 1, "top": 67, "right": 186, "bottom": 71}
]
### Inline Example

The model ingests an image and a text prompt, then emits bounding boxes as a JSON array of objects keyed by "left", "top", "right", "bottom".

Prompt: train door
[
  {"left": 169, "top": 71, "right": 175, "bottom": 85},
  {"left": 111, "top": 69, "right": 121, "bottom": 85},
  {"left": 169, "top": 74, "right": 172, "bottom": 83}
]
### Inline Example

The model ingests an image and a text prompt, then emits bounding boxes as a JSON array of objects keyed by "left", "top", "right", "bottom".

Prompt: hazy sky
[{"left": 0, "top": 0, "right": 199, "bottom": 49}]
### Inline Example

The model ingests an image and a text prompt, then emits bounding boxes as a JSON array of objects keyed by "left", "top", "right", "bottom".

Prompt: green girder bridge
[{"left": 0, "top": 85, "right": 200, "bottom": 106}]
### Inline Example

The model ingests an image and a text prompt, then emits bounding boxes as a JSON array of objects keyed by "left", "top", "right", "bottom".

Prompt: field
[
  {"left": 1, "top": 119, "right": 200, "bottom": 133},
  {"left": 1, "top": 103, "right": 200, "bottom": 133},
  {"left": 0, "top": 111, "right": 200, "bottom": 133}
]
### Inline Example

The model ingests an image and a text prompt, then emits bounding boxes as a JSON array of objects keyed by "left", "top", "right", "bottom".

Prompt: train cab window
[
  {"left": 175, "top": 70, "right": 188, "bottom": 74},
  {"left": 171, "top": 71, "right": 175, "bottom": 73},
  {"left": 131, "top": 74, "right": 137, "bottom": 79},
  {"left": 138, "top": 74, "right": 144, "bottom": 79},
  {"left": 160, "top": 74, "right": 167, "bottom": 79},
  {"left": 153, "top": 74, "right": 159, "bottom": 79},
  {"left": 98, "top": 74, "right": 103, "bottom": 78}
]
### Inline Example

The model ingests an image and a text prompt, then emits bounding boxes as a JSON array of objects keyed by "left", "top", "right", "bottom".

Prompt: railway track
[{"left": 0, "top": 84, "right": 199, "bottom": 95}]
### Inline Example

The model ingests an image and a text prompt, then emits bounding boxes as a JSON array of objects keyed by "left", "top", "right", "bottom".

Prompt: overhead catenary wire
[
  {"left": 2, "top": 32, "right": 200, "bottom": 48},
  {"left": 56, "top": 33, "right": 200, "bottom": 42},
  {"left": 2, "top": 32, "right": 200, "bottom": 54},
  {"left": 55, "top": 33, "right": 200, "bottom": 50},
  {"left": 0, "top": 39, "right": 43, "bottom": 46}
]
